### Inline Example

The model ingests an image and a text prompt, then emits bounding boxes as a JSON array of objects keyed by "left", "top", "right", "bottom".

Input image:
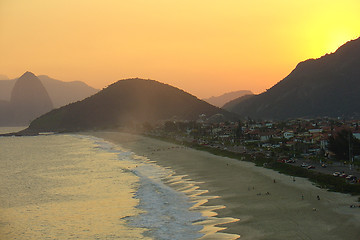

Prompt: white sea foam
[
  {"left": 0, "top": 132, "right": 238, "bottom": 239},
  {"left": 88, "top": 136, "right": 206, "bottom": 239},
  {"left": 130, "top": 164, "right": 205, "bottom": 239}
]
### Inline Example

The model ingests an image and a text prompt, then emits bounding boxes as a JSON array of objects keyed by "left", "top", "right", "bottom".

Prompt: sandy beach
[{"left": 84, "top": 131, "right": 360, "bottom": 240}]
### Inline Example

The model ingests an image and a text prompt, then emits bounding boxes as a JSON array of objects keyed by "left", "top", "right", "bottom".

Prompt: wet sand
[{"left": 86, "top": 131, "right": 360, "bottom": 240}]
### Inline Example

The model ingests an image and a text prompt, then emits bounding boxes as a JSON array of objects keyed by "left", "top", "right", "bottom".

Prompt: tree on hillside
[
  {"left": 234, "top": 120, "right": 243, "bottom": 143},
  {"left": 164, "top": 121, "right": 177, "bottom": 132},
  {"left": 328, "top": 129, "right": 360, "bottom": 161}
]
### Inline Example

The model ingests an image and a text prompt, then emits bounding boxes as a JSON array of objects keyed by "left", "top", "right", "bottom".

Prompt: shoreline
[
  {"left": 4, "top": 127, "right": 359, "bottom": 196},
  {"left": 83, "top": 131, "right": 360, "bottom": 240},
  {"left": 148, "top": 135, "right": 360, "bottom": 196}
]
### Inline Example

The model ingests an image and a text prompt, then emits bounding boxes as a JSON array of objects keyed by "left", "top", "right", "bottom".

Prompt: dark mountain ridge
[
  {"left": 0, "top": 79, "right": 14, "bottom": 101},
  {"left": 0, "top": 72, "right": 54, "bottom": 126},
  {"left": 222, "top": 94, "right": 255, "bottom": 110},
  {"left": 0, "top": 75, "right": 98, "bottom": 108},
  {"left": 11, "top": 72, "right": 53, "bottom": 109},
  {"left": 37, "top": 75, "right": 99, "bottom": 108},
  {"left": 203, "top": 90, "right": 253, "bottom": 107},
  {"left": 27, "top": 78, "right": 237, "bottom": 132},
  {"left": 224, "top": 37, "right": 360, "bottom": 119}
]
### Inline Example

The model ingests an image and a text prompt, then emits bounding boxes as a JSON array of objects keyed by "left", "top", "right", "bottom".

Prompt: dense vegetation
[{"left": 328, "top": 128, "right": 360, "bottom": 160}]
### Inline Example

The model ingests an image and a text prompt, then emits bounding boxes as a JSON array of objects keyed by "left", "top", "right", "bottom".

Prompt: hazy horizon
[
  {"left": 1, "top": 1, "right": 360, "bottom": 237},
  {"left": 1, "top": 0, "right": 359, "bottom": 98}
]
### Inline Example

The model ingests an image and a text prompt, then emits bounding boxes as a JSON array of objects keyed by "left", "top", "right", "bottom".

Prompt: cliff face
[{"left": 0, "top": 72, "right": 54, "bottom": 125}]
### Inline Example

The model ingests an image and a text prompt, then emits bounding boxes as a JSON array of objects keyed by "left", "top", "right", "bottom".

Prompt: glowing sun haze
[{"left": 0, "top": 0, "right": 359, "bottom": 98}]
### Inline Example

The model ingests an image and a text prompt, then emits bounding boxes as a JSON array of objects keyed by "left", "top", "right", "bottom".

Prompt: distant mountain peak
[
  {"left": 20, "top": 71, "right": 37, "bottom": 78},
  {"left": 0, "top": 72, "right": 100, "bottom": 126},
  {"left": 1, "top": 72, "right": 54, "bottom": 125},
  {"left": 203, "top": 90, "right": 253, "bottom": 108},
  {"left": 11, "top": 71, "right": 53, "bottom": 108},
  {"left": 13, "top": 71, "right": 43, "bottom": 87}
]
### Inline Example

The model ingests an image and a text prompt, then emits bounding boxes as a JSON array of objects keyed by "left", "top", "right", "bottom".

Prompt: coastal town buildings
[{"left": 146, "top": 117, "right": 360, "bottom": 182}]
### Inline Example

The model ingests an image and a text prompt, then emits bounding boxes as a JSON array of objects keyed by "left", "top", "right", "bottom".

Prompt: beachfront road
[{"left": 290, "top": 159, "right": 360, "bottom": 179}]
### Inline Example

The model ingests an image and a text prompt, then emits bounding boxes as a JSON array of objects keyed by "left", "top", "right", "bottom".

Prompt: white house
[{"left": 284, "top": 131, "right": 294, "bottom": 139}]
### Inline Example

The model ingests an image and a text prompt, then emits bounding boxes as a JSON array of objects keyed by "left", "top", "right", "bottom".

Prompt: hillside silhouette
[
  {"left": 222, "top": 94, "right": 255, "bottom": 110},
  {"left": 224, "top": 37, "right": 360, "bottom": 119},
  {"left": 27, "top": 78, "right": 238, "bottom": 132},
  {"left": 0, "top": 72, "right": 53, "bottom": 126},
  {"left": 0, "top": 79, "right": 14, "bottom": 101},
  {"left": 37, "top": 75, "right": 99, "bottom": 107},
  {"left": 203, "top": 90, "right": 253, "bottom": 107},
  {"left": 0, "top": 75, "right": 98, "bottom": 108}
]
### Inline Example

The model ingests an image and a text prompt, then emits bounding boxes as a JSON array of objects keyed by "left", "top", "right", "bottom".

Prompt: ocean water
[{"left": 0, "top": 128, "right": 238, "bottom": 239}]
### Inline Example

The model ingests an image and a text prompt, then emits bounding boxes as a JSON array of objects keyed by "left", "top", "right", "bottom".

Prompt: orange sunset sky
[{"left": 0, "top": 0, "right": 359, "bottom": 98}]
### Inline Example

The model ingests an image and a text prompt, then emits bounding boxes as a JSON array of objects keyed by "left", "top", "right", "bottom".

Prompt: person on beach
[{"left": 317, "top": 195, "right": 320, "bottom": 200}]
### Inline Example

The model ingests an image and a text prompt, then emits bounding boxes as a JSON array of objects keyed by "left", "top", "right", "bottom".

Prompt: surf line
[{"left": 162, "top": 171, "right": 241, "bottom": 239}]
